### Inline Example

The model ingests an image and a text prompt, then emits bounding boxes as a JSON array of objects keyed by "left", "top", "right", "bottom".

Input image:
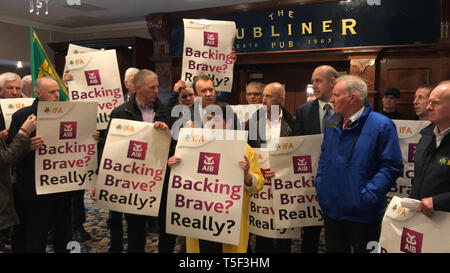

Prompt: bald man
[
  {"left": 410, "top": 80, "right": 450, "bottom": 217},
  {"left": 293, "top": 65, "right": 337, "bottom": 253},
  {"left": 246, "top": 82, "right": 295, "bottom": 253}
]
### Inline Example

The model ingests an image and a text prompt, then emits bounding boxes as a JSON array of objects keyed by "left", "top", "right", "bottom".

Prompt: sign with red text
[
  {"left": 249, "top": 148, "right": 301, "bottom": 239},
  {"left": 35, "top": 101, "right": 97, "bottom": 195},
  {"left": 181, "top": 19, "right": 236, "bottom": 92},
  {"left": 0, "top": 98, "right": 34, "bottom": 128},
  {"left": 379, "top": 196, "right": 450, "bottom": 253},
  {"left": 387, "top": 120, "right": 430, "bottom": 202},
  {"left": 269, "top": 135, "right": 323, "bottom": 229},
  {"left": 96, "top": 118, "right": 171, "bottom": 216},
  {"left": 166, "top": 128, "right": 247, "bottom": 245},
  {"left": 66, "top": 49, "right": 124, "bottom": 130}
]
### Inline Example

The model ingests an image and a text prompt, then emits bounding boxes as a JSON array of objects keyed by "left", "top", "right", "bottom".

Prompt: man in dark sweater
[
  {"left": 381, "top": 88, "right": 404, "bottom": 119},
  {"left": 410, "top": 80, "right": 450, "bottom": 216}
]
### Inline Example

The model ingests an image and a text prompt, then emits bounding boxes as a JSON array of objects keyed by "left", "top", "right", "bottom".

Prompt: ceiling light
[
  {"left": 17, "top": 61, "right": 23, "bottom": 69},
  {"left": 29, "top": 0, "right": 49, "bottom": 16},
  {"left": 66, "top": 0, "right": 81, "bottom": 5}
]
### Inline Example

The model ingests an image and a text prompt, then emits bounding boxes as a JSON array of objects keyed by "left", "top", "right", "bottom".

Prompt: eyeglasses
[
  {"left": 246, "top": 92, "right": 262, "bottom": 97},
  {"left": 181, "top": 94, "right": 194, "bottom": 99}
]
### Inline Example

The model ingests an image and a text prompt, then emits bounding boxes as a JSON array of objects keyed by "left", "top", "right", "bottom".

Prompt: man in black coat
[
  {"left": 101, "top": 69, "right": 171, "bottom": 253},
  {"left": 246, "top": 82, "right": 295, "bottom": 253},
  {"left": 7, "top": 76, "right": 72, "bottom": 253},
  {"left": 293, "top": 65, "right": 337, "bottom": 253},
  {"left": 410, "top": 80, "right": 450, "bottom": 216}
]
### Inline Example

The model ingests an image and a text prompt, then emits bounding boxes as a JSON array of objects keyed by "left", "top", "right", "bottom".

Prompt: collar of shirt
[
  {"left": 136, "top": 97, "right": 155, "bottom": 123},
  {"left": 347, "top": 106, "right": 365, "bottom": 123},
  {"left": 433, "top": 126, "right": 450, "bottom": 148}
]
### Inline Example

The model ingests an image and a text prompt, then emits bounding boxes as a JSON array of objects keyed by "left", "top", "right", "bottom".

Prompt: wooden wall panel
[{"left": 379, "top": 58, "right": 437, "bottom": 120}]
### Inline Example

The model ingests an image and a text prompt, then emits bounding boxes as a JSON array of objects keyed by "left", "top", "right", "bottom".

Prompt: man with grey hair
[
  {"left": 95, "top": 68, "right": 171, "bottom": 253},
  {"left": 0, "top": 72, "right": 22, "bottom": 99},
  {"left": 316, "top": 75, "right": 403, "bottom": 253},
  {"left": 0, "top": 73, "right": 25, "bottom": 139},
  {"left": 21, "top": 75, "right": 33, "bottom": 98},
  {"left": 245, "top": 81, "right": 265, "bottom": 104},
  {"left": 123, "top": 67, "right": 139, "bottom": 102}
]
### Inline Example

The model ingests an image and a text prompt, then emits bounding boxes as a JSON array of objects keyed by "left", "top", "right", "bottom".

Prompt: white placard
[
  {"left": 35, "top": 101, "right": 98, "bottom": 194},
  {"left": 166, "top": 128, "right": 247, "bottom": 245},
  {"left": 66, "top": 49, "right": 124, "bottom": 130},
  {"left": 181, "top": 19, "right": 236, "bottom": 92},
  {"left": 379, "top": 196, "right": 450, "bottom": 253},
  {"left": 387, "top": 120, "right": 430, "bottom": 201},
  {"left": 95, "top": 118, "right": 171, "bottom": 216},
  {"left": 249, "top": 148, "right": 301, "bottom": 239},
  {"left": 0, "top": 98, "right": 34, "bottom": 128},
  {"left": 269, "top": 135, "right": 324, "bottom": 229}
]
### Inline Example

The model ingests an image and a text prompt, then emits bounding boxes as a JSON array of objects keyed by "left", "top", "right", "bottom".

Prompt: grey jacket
[{"left": 0, "top": 133, "right": 31, "bottom": 231}]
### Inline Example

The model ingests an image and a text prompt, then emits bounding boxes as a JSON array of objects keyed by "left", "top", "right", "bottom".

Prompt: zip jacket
[{"left": 316, "top": 102, "right": 403, "bottom": 223}]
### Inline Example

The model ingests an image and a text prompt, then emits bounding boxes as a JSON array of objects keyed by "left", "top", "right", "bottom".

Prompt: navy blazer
[{"left": 293, "top": 99, "right": 321, "bottom": 136}]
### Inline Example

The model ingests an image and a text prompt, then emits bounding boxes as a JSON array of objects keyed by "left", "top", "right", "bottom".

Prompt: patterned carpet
[{"left": 52, "top": 190, "right": 325, "bottom": 253}]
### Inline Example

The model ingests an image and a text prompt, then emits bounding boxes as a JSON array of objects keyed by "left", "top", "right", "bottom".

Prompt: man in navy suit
[{"left": 293, "top": 65, "right": 337, "bottom": 252}]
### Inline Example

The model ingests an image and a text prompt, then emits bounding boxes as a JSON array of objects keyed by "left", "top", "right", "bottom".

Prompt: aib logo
[
  {"left": 127, "top": 140, "right": 148, "bottom": 160},
  {"left": 204, "top": 32, "right": 218, "bottom": 47},
  {"left": 60, "top": 122, "right": 77, "bottom": 139},
  {"left": 292, "top": 156, "right": 312, "bottom": 174},
  {"left": 408, "top": 143, "right": 417, "bottom": 163},
  {"left": 198, "top": 152, "right": 220, "bottom": 175},
  {"left": 400, "top": 228, "right": 423, "bottom": 253},
  {"left": 84, "top": 70, "right": 101, "bottom": 86}
]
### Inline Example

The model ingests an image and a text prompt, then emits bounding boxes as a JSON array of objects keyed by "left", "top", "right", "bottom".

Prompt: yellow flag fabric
[{"left": 30, "top": 26, "right": 69, "bottom": 101}]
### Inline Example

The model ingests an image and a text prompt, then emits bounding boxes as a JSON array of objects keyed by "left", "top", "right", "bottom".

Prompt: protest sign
[
  {"left": 387, "top": 120, "right": 430, "bottom": 202},
  {"left": 96, "top": 118, "right": 171, "bottom": 216},
  {"left": 249, "top": 148, "right": 301, "bottom": 239},
  {"left": 166, "top": 128, "right": 247, "bottom": 245},
  {"left": 63, "top": 43, "right": 99, "bottom": 76},
  {"left": 66, "top": 49, "right": 124, "bottom": 130},
  {"left": 269, "top": 135, "right": 323, "bottom": 229},
  {"left": 181, "top": 19, "right": 236, "bottom": 92},
  {"left": 379, "top": 196, "right": 450, "bottom": 253},
  {"left": 0, "top": 98, "right": 34, "bottom": 128},
  {"left": 35, "top": 101, "right": 97, "bottom": 195}
]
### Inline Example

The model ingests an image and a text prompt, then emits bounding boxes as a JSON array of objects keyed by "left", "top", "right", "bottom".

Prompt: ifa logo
[
  {"left": 60, "top": 122, "right": 77, "bottom": 139},
  {"left": 400, "top": 228, "right": 423, "bottom": 253},
  {"left": 204, "top": 32, "right": 218, "bottom": 47},
  {"left": 198, "top": 152, "right": 220, "bottom": 175},
  {"left": 84, "top": 69, "right": 101, "bottom": 86},
  {"left": 127, "top": 140, "right": 148, "bottom": 160},
  {"left": 292, "top": 155, "right": 312, "bottom": 174}
]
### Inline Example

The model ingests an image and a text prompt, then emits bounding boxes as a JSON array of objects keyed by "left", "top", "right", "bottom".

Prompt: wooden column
[{"left": 346, "top": 50, "right": 380, "bottom": 108}]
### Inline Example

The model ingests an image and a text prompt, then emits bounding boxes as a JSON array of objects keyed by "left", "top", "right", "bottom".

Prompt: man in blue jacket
[{"left": 316, "top": 75, "right": 403, "bottom": 253}]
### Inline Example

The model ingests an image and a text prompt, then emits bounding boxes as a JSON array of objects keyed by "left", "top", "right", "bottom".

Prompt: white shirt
[
  {"left": 265, "top": 108, "right": 283, "bottom": 150},
  {"left": 344, "top": 106, "right": 365, "bottom": 129},
  {"left": 434, "top": 126, "right": 450, "bottom": 148}
]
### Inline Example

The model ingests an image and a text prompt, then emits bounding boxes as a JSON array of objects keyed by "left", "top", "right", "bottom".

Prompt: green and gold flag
[{"left": 30, "top": 26, "right": 69, "bottom": 101}]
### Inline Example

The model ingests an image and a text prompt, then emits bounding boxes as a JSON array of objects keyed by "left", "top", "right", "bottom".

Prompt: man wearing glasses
[{"left": 245, "top": 82, "right": 265, "bottom": 104}]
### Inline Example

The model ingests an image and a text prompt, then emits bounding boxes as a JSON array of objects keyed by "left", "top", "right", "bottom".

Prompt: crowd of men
[{"left": 0, "top": 63, "right": 448, "bottom": 253}]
